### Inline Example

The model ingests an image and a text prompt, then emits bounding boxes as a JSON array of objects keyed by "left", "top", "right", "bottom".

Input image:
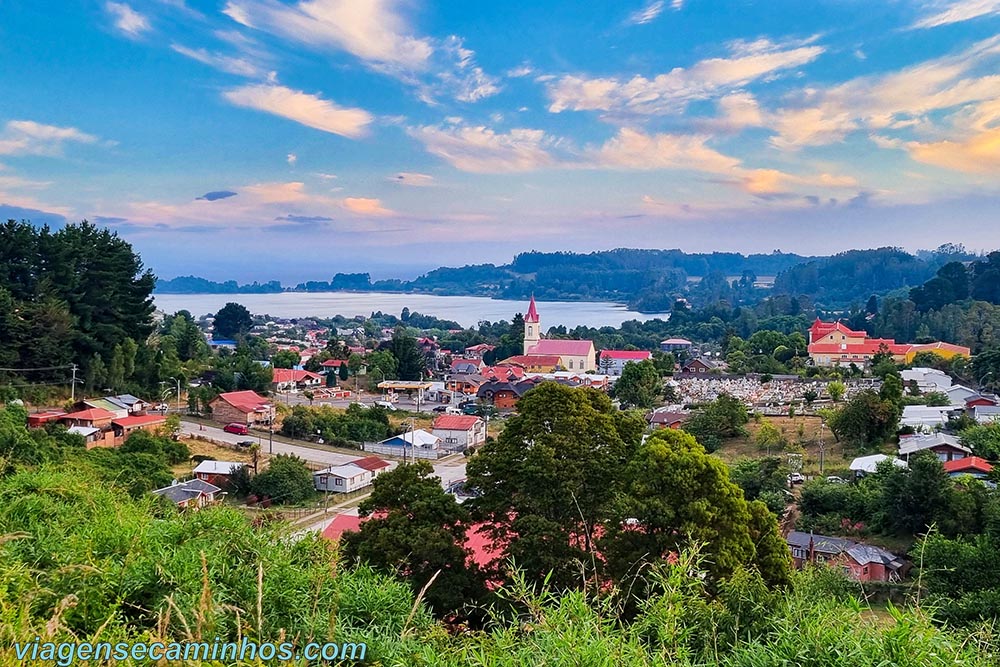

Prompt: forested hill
[{"left": 155, "top": 245, "right": 980, "bottom": 312}]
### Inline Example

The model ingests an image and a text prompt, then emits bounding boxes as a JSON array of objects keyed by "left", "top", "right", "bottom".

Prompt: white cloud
[
  {"left": 105, "top": 2, "right": 151, "bottom": 38},
  {"left": 342, "top": 197, "right": 394, "bottom": 215},
  {"left": 223, "top": 83, "right": 373, "bottom": 138},
  {"left": 0, "top": 120, "right": 99, "bottom": 156},
  {"left": 906, "top": 128, "right": 1000, "bottom": 172},
  {"left": 507, "top": 63, "right": 535, "bottom": 78},
  {"left": 287, "top": 153, "right": 298, "bottom": 165},
  {"left": 769, "top": 35, "right": 1000, "bottom": 149},
  {"left": 409, "top": 124, "right": 558, "bottom": 173},
  {"left": 223, "top": 0, "right": 499, "bottom": 103},
  {"left": 223, "top": 0, "right": 432, "bottom": 70},
  {"left": 546, "top": 37, "right": 824, "bottom": 115},
  {"left": 389, "top": 172, "right": 435, "bottom": 186},
  {"left": 911, "top": 0, "right": 1000, "bottom": 29},
  {"left": 627, "top": 1, "right": 665, "bottom": 25},
  {"left": 591, "top": 128, "right": 742, "bottom": 172},
  {"left": 170, "top": 43, "right": 263, "bottom": 77}
]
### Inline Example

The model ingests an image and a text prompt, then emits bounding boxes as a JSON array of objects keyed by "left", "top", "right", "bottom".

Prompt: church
[{"left": 512, "top": 296, "right": 597, "bottom": 372}]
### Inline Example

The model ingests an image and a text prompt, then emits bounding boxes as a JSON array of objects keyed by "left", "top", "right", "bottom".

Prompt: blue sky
[{"left": 3, "top": 0, "right": 1000, "bottom": 281}]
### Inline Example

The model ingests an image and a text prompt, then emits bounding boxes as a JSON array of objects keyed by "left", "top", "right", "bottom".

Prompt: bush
[{"left": 250, "top": 454, "right": 315, "bottom": 504}]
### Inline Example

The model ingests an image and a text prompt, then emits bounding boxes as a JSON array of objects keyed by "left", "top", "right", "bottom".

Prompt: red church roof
[
  {"left": 809, "top": 318, "right": 867, "bottom": 340},
  {"left": 528, "top": 339, "right": 594, "bottom": 356},
  {"left": 525, "top": 295, "right": 539, "bottom": 323}
]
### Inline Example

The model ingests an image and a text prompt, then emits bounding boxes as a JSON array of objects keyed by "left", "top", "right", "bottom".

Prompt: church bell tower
[{"left": 523, "top": 295, "right": 540, "bottom": 355}]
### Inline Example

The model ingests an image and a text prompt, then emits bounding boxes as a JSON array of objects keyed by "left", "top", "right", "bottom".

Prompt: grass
[
  {"left": 712, "top": 415, "right": 896, "bottom": 477},
  {"left": 171, "top": 436, "right": 260, "bottom": 478}
]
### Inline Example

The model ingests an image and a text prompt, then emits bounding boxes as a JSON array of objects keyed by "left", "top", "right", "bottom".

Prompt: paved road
[{"left": 179, "top": 418, "right": 467, "bottom": 487}]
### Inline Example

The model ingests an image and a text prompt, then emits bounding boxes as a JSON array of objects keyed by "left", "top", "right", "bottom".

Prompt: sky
[{"left": 3, "top": 1, "right": 1000, "bottom": 282}]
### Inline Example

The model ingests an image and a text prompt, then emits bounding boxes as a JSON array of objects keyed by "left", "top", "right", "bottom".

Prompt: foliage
[
  {"left": 341, "top": 462, "right": 486, "bottom": 617},
  {"left": 682, "top": 393, "right": 749, "bottom": 451},
  {"left": 270, "top": 349, "right": 300, "bottom": 368},
  {"left": 466, "top": 383, "right": 633, "bottom": 590},
  {"left": 826, "top": 390, "right": 900, "bottom": 450},
  {"left": 960, "top": 422, "right": 1000, "bottom": 460},
  {"left": 827, "top": 380, "right": 846, "bottom": 402},
  {"left": 280, "top": 403, "right": 392, "bottom": 444},
  {"left": 249, "top": 454, "right": 315, "bottom": 504},
  {"left": 613, "top": 359, "right": 662, "bottom": 408},
  {"left": 119, "top": 429, "right": 190, "bottom": 465},
  {"left": 386, "top": 327, "right": 425, "bottom": 380},
  {"left": 212, "top": 302, "right": 253, "bottom": 340},
  {"left": 730, "top": 457, "right": 789, "bottom": 514}
]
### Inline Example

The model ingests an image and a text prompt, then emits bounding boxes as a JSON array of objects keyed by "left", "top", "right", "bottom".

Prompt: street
[{"left": 179, "top": 417, "right": 468, "bottom": 488}]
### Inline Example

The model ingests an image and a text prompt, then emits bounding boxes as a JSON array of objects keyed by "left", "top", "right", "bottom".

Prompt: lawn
[{"left": 171, "top": 436, "right": 261, "bottom": 478}]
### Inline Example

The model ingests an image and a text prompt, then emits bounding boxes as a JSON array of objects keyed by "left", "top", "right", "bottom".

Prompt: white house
[
  {"left": 599, "top": 350, "right": 653, "bottom": 376},
  {"left": 900, "top": 404, "right": 963, "bottom": 431},
  {"left": 432, "top": 414, "right": 486, "bottom": 451},
  {"left": 972, "top": 406, "right": 1000, "bottom": 424},
  {"left": 899, "top": 433, "right": 971, "bottom": 462},
  {"left": 849, "top": 454, "right": 907, "bottom": 477},
  {"left": 313, "top": 463, "right": 372, "bottom": 493},
  {"left": 900, "top": 367, "right": 953, "bottom": 392}
]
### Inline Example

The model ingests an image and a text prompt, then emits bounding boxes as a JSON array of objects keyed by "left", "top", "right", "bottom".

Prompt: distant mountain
[{"left": 155, "top": 246, "right": 980, "bottom": 312}]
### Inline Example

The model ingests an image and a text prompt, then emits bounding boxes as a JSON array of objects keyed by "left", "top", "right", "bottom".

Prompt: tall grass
[{"left": 0, "top": 465, "right": 997, "bottom": 665}]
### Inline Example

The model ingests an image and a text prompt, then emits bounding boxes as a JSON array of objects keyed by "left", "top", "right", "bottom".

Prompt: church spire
[{"left": 525, "top": 294, "right": 539, "bottom": 323}]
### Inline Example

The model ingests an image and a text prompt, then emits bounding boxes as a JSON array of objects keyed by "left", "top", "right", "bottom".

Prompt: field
[
  {"left": 171, "top": 436, "right": 261, "bottom": 478},
  {"left": 711, "top": 415, "right": 895, "bottom": 477}
]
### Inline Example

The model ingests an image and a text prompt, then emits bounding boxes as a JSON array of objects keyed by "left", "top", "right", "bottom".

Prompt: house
[
  {"left": 320, "top": 359, "right": 348, "bottom": 372},
  {"left": 208, "top": 391, "right": 273, "bottom": 426},
  {"left": 152, "top": 478, "right": 222, "bottom": 509},
  {"left": 807, "top": 319, "right": 970, "bottom": 368},
  {"left": 520, "top": 296, "right": 597, "bottom": 372},
  {"left": 900, "top": 404, "right": 964, "bottom": 430},
  {"left": 600, "top": 350, "right": 653, "bottom": 376},
  {"left": 972, "top": 405, "right": 1000, "bottom": 423},
  {"left": 497, "top": 354, "right": 564, "bottom": 373},
  {"left": 946, "top": 384, "right": 979, "bottom": 404},
  {"left": 352, "top": 456, "right": 390, "bottom": 479},
  {"left": 900, "top": 368, "right": 953, "bottom": 392},
  {"left": 786, "top": 531, "right": 907, "bottom": 582},
  {"left": 271, "top": 368, "right": 324, "bottom": 392},
  {"left": 681, "top": 358, "right": 724, "bottom": 374},
  {"left": 363, "top": 429, "right": 443, "bottom": 460},
  {"left": 380, "top": 429, "right": 441, "bottom": 450},
  {"left": 112, "top": 414, "right": 167, "bottom": 442},
  {"left": 451, "top": 358, "right": 485, "bottom": 375},
  {"left": 192, "top": 460, "right": 247, "bottom": 487},
  {"left": 849, "top": 454, "right": 907, "bottom": 477},
  {"left": 26, "top": 410, "right": 67, "bottom": 428},
  {"left": 899, "top": 432, "right": 971, "bottom": 462},
  {"left": 965, "top": 393, "right": 1000, "bottom": 409},
  {"left": 67, "top": 425, "right": 103, "bottom": 445},
  {"left": 59, "top": 408, "right": 116, "bottom": 430},
  {"left": 464, "top": 343, "right": 495, "bottom": 359},
  {"left": 446, "top": 374, "right": 485, "bottom": 396},
  {"left": 476, "top": 378, "right": 540, "bottom": 409},
  {"left": 648, "top": 410, "right": 689, "bottom": 429},
  {"left": 313, "top": 463, "right": 372, "bottom": 493},
  {"left": 432, "top": 414, "right": 487, "bottom": 450},
  {"left": 660, "top": 338, "right": 693, "bottom": 354},
  {"left": 943, "top": 456, "right": 993, "bottom": 479}
]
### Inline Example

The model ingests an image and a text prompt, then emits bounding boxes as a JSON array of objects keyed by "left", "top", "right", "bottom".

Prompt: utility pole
[{"left": 70, "top": 363, "right": 78, "bottom": 402}]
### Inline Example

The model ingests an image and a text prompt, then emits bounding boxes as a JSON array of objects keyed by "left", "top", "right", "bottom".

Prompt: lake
[{"left": 153, "top": 292, "right": 671, "bottom": 329}]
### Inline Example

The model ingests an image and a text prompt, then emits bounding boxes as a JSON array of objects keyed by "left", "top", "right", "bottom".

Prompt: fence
[{"left": 362, "top": 442, "right": 441, "bottom": 460}]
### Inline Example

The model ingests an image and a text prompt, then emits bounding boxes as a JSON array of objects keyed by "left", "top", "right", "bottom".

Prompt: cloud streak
[
  {"left": 0, "top": 120, "right": 99, "bottom": 156},
  {"left": 105, "top": 2, "right": 151, "bottom": 38},
  {"left": 223, "top": 83, "right": 373, "bottom": 138}
]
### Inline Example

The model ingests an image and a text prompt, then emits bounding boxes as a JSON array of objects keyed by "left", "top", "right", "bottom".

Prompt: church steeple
[{"left": 523, "top": 295, "right": 540, "bottom": 354}]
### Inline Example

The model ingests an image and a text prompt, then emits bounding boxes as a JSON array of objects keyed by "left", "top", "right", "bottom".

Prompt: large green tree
[
  {"left": 341, "top": 462, "right": 486, "bottom": 617},
  {"left": 212, "top": 302, "right": 254, "bottom": 340},
  {"left": 387, "top": 327, "right": 425, "bottom": 380},
  {"left": 466, "top": 383, "right": 637, "bottom": 589},
  {"left": 613, "top": 359, "right": 662, "bottom": 408}
]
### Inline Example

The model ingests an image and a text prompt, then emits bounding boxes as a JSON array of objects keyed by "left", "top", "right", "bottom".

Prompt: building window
[
  {"left": 335, "top": 478, "right": 343, "bottom": 486},
  {"left": 528, "top": 326, "right": 533, "bottom": 336},
  {"left": 568, "top": 360, "right": 574, "bottom": 369}
]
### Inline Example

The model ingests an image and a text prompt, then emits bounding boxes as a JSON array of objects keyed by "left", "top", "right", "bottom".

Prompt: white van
[
  {"left": 373, "top": 400, "right": 397, "bottom": 411},
  {"left": 444, "top": 406, "right": 463, "bottom": 415}
]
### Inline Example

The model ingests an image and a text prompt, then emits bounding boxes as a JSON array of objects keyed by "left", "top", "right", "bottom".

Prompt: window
[
  {"left": 568, "top": 360, "right": 574, "bottom": 369},
  {"left": 527, "top": 326, "right": 533, "bottom": 336},
  {"left": 335, "top": 478, "right": 343, "bottom": 486}
]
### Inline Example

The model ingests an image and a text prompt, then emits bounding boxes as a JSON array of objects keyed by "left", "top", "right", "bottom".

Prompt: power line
[{"left": 0, "top": 364, "right": 75, "bottom": 372}]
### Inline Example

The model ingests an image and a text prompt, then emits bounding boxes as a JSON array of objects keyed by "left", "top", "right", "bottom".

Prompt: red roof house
[
  {"left": 209, "top": 390, "right": 273, "bottom": 425},
  {"left": 943, "top": 456, "right": 994, "bottom": 478}
]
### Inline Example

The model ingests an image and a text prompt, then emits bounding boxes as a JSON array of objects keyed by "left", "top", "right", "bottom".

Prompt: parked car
[
  {"left": 826, "top": 475, "right": 847, "bottom": 484},
  {"left": 236, "top": 440, "right": 255, "bottom": 448},
  {"left": 223, "top": 423, "right": 250, "bottom": 435},
  {"left": 432, "top": 405, "right": 449, "bottom": 413},
  {"left": 787, "top": 472, "right": 805, "bottom": 485},
  {"left": 444, "top": 406, "right": 463, "bottom": 415},
  {"left": 373, "top": 400, "right": 397, "bottom": 411}
]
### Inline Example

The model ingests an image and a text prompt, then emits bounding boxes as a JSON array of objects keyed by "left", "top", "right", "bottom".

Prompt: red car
[{"left": 223, "top": 423, "right": 249, "bottom": 435}]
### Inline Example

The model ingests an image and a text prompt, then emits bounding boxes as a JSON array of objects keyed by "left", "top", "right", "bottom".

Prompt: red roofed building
[
  {"left": 600, "top": 349, "right": 652, "bottom": 376},
  {"left": 209, "top": 390, "right": 273, "bottom": 426},
  {"left": 352, "top": 456, "right": 391, "bottom": 479},
  {"left": 59, "top": 408, "right": 116, "bottom": 430},
  {"left": 112, "top": 414, "right": 167, "bottom": 442},
  {"left": 497, "top": 354, "right": 564, "bottom": 373},
  {"left": 808, "top": 318, "right": 919, "bottom": 368},
  {"left": 432, "top": 414, "right": 486, "bottom": 450},
  {"left": 518, "top": 297, "right": 597, "bottom": 371},
  {"left": 272, "top": 368, "right": 323, "bottom": 392},
  {"left": 943, "top": 456, "right": 994, "bottom": 479}
]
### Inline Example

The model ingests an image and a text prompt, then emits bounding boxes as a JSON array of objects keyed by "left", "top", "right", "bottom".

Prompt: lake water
[{"left": 153, "top": 292, "right": 670, "bottom": 329}]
